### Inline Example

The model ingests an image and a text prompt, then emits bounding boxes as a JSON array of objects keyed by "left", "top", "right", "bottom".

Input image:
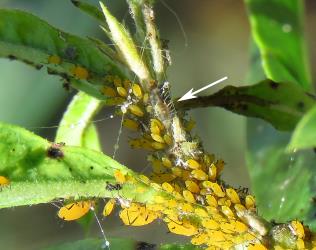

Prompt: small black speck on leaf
[
  {"left": 270, "top": 81, "right": 279, "bottom": 89},
  {"left": 297, "top": 101, "right": 305, "bottom": 110}
]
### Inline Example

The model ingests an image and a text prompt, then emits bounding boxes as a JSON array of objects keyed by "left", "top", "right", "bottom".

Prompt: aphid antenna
[{"left": 90, "top": 206, "right": 111, "bottom": 250}]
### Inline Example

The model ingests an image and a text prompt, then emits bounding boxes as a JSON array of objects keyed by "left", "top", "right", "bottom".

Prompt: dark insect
[
  {"left": 64, "top": 46, "right": 77, "bottom": 60},
  {"left": 136, "top": 241, "right": 156, "bottom": 250},
  {"left": 47, "top": 142, "right": 65, "bottom": 159},
  {"left": 106, "top": 182, "right": 122, "bottom": 191}
]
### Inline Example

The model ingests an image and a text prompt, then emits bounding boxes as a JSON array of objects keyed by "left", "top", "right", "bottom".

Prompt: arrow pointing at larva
[{"left": 178, "top": 76, "right": 228, "bottom": 102}]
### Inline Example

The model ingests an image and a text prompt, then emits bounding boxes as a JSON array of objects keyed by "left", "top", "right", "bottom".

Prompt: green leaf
[
  {"left": 70, "top": 0, "right": 105, "bottom": 23},
  {"left": 245, "top": 0, "right": 311, "bottom": 90},
  {"left": 287, "top": 105, "right": 316, "bottom": 151},
  {"left": 0, "top": 9, "right": 129, "bottom": 100},
  {"left": 55, "top": 91, "right": 102, "bottom": 149},
  {"left": 99, "top": 2, "right": 151, "bottom": 83},
  {"left": 176, "top": 79, "right": 316, "bottom": 131},
  {"left": 244, "top": 1, "right": 316, "bottom": 230},
  {"left": 0, "top": 122, "right": 159, "bottom": 209}
]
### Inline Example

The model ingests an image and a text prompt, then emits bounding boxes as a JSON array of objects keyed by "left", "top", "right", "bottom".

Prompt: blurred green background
[{"left": 0, "top": 0, "right": 315, "bottom": 249}]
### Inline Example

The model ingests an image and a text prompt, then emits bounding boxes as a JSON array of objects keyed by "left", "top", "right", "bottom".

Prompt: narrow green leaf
[
  {"left": 245, "top": 0, "right": 312, "bottom": 90},
  {"left": 82, "top": 124, "right": 102, "bottom": 152},
  {"left": 70, "top": 0, "right": 105, "bottom": 23},
  {"left": 176, "top": 79, "right": 316, "bottom": 131},
  {"left": 287, "top": 105, "right": 316, "bottom": 151},
  {"left": 55, "top": 91, "right": 102, "bottom": 148},
  {"left": 0, "top": 9, "right": 129, "bottom": 100},
  {"left": 0, "top": 122, "right": 160, "bottom": 208},
  {"left": 99, "top": 2, "right": 151, "bottom": 83}
]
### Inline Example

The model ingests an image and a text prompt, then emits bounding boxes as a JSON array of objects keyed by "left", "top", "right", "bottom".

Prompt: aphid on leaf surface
[
  {"left": 58, "top": 201, "right": 93, "bottom": 221},
  {"left": 71, "top": 66, "right": 89, "bottom": 80},
  {"left": 47, "top": 142, "right": 65, "bottom": 159},
  {"left": 48, "top": 55, "right": 61, "bottom": 65},
  {"left": 64, "top": 46, "right": 77, "bottom": 60},
  {"left": 114, "top": 170, "right": 126, "bottom": 184},
  {"left": 106, "top": 182, "right": 122, "bottom": 191}
]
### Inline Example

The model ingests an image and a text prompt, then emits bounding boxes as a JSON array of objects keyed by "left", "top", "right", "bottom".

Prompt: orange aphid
[
  {"left": 58, "top": 201, "right": 93, "bottom": 221},
  {"left": 71, "top": 66, "right": 89, "bottom": 79}
]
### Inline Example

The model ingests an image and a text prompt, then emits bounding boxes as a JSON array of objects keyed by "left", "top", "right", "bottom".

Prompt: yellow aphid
[
  {"left": 119, "top": 205, "right": 158, "bottom": 226},
  {"left": 129, "top": 138, "right": 152, "bottom": 150},
  {"left": 149, "top": 183, "right": 160, "bottom": 190},
  {"left": 207, "top": 230, "right": 226, "bottom": 242},
  {"left": 113, "top": 76, "right": 122, "bottom": 87},
  {"left": 162, "top": 182, "right": 174, "bottom": 193},
  {"left": 71, "top": 66, "right": 89, "bottom": 79},
  {"left": 206, "top": 195, "right": 218, "bottom": 207},
  {"left": 114, "top": 170, "right": 126, "bottom": 184},
  {"left": 163, "top": 134, "right": 173, "bottom": 145},
  {"left": 208, "top": 163, "right": 217, "bottom": 181},
  {"left": 185, "top": 180, "right": 200, "bottom": 193},
  {"left": 138, "top": 174, "right": 150, "bottom": 184},
  {"left": 202, "top": 219, "right": 220, "bottom": 230},
  {"left": 183, "top": 190, "right": 196, "bottom": 203},
  {"left": 117, "top": 86, "right": 127, "bottom": 97},
  {"left": 180, "top": 203, "right": 194, "bottom": 213},
  {"left": 103, "top": 198, "right": 115, "bottom": 216},
  {"left": 221, "top": 205, "right": 235, "bottom": 218},
  {"left": 199, "top": 188, "right": 209, "bottom": 196},
  {"left": 296, "top": 238, "right": 305, "bottom": 249},
  {"left": 150, "top": 124, "right": 160, "bottom": 135},
  {"left": 172, "top": 167, "right": 182, "bottom": 177},
  {"left": 191, "top": 233, "right": 208, "bottom": 245},
  {"left": 161, "top": 157, "right": 172, "bottom": 168},
  {"left": 123, "top": 118, "right": 139, "bottom": 131},
  {"left": 202, "top": 181, "right": 212, "bottom": 188},
  {"left": 291, "top": 220, "right": 305, "bottom": 239},
  {"left": 48, "top": 55, "right": 61, "bottom": 64},
  {"left": 101, "top": 86, "right": 117, "bottom": 97},
  {"left": 129, "top": 104, "right": 144, "bottom": 117},
  {"left": 123, "top": 79, "right": 131, "bottom": 89},
  {"left": 151, "top": 173, "right": 176, "bottom": 183},
  {"left": 146, "top": 203, "right": 164, "bottom": 212},
  {"left": 232, "top": 221, "right": 248, "bottom": 233},
  {"left": 167, "top": 220, "right": 198, "bottom": 236},
  {"left": 143, "top": 93, "right": 149, "bottom": 104},
  {"left": 107, "top": 97, "right": 125, "bottom": 105},
  {"left": 194, "top": 208, "right": 208, "bottom": 217},
  {"left": 220, "top": 222, "right": 235, "bottom": 234},
  {"left": 182, "top": 170, "right": 191, "bottom": 180},
  {"left": 245, "top": 195, "right": 256, "bottom": 209},
  {"left": 146, "top": 106, "right": 153, "bottom": 113},
  {"left": 151, "top": 158, "right": 165, "bottom": 174},
  {"left": 186, "top": 159, "right": 200, "bottom": 169},
  {"left": 248, "top": 243, "right": 268, "bottom": 250},
  {"left": 151, "top": 133, "right": 164, "bottom": 143},
  {"left": 226, "top": 188, "right": 240, "bottom": 204},
  {"left": 209, "top": 182, "right": 225, "bottom": 197},
  {"left": 218, "top": 197, "right": 231, "bottom": 207},
  {"left": 167, "top": 199, "right": 177, "bottom": 208},
  {"left": 234, "top": 204, "right": 246, "bottom": 214},
  {"left": 151, "top": 142, "right": 165, "bottom": 150},
  {"left": 203, "top": 153, "right": 215, "bottom": 166},
  {"left": 154, "top": 196, "right": 166, "bottom": 203},
  {"left": 58, "top": 201, "right": 92, "bottom": 221},
  {"left": 132, "top": 83, "right": 143, "bottom": 99},
  {"left": 151, "top": 119, "right": 164, "bottom": 131},
  {"left": 0, "top": 176, "right": 10, "bottom": 186},
  {"left": 185, "top": 118, "right": 196, "bottom": 132},
  {"left": 191, "top": 169, "right": 208, "bottom": 181}
]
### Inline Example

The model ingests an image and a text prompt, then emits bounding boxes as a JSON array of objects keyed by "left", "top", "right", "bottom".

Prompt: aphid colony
[{"left": 49, "top": 71, "right": 315, "bottom": 249}]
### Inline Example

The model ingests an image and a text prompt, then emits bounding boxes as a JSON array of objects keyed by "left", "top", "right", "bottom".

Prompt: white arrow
[{"left": 178, "top": 76, "right": 228, "bottom": 102}]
